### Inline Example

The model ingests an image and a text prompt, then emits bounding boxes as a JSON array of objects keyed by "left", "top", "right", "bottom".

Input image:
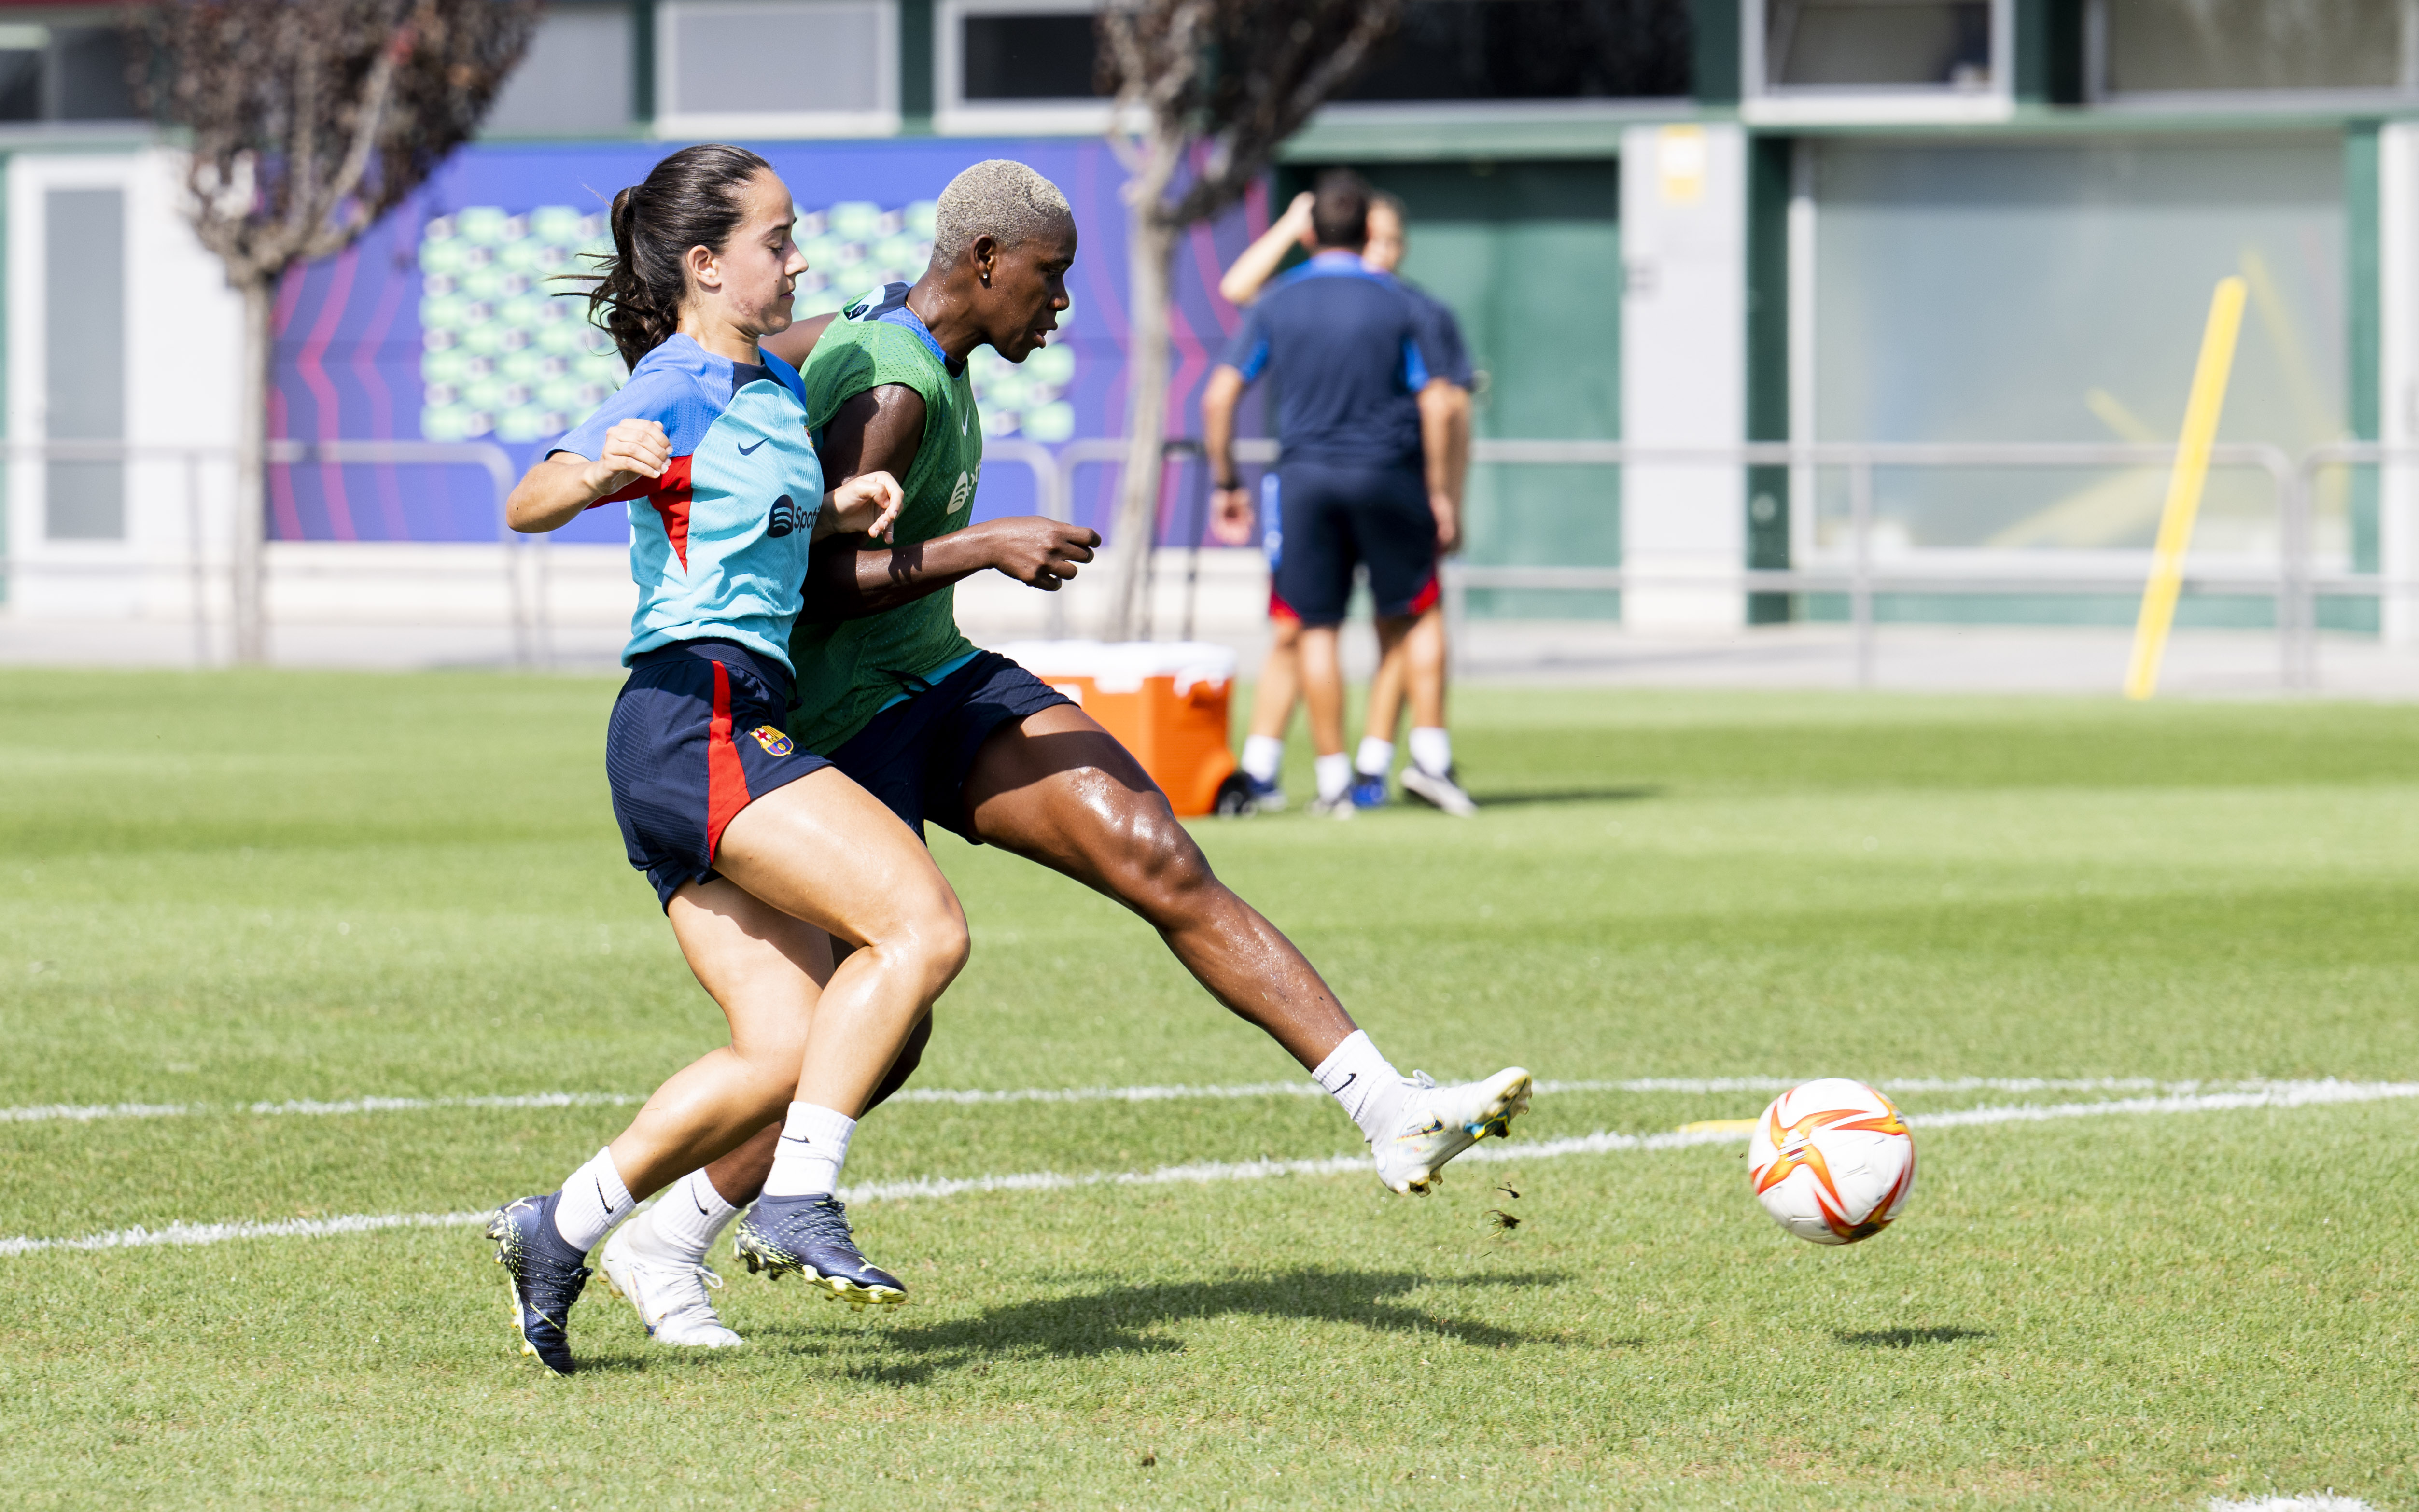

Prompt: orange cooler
[{"left": 991, "top": 641, "right": 1239, "bottom": 816}]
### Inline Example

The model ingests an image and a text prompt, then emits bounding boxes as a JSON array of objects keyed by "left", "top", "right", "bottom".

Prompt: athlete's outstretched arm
[
  {"left": 1216, "top": 192, "right": 1313, "bottom": 307},
  {"left": 801, "top": 382, "right": 1101, "bottom": 622}
]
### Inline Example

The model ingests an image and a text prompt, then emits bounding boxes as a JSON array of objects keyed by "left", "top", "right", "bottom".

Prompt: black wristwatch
[{"left": 1214, "top": 476, "right": 1240, "bottom": 490}]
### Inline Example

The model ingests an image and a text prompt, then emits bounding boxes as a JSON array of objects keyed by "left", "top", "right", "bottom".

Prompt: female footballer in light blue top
[{"left": 485, "top": 145, "right": 966, "bottom": 1374}]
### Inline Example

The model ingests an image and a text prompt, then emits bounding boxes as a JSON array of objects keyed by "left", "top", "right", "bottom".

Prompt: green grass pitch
[{"left": 2, "top": 668, "right": 2414, "bottom": 1510}]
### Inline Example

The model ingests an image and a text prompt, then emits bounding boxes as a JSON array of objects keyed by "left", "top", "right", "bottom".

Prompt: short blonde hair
[{"left": 931, "top": 159, "right": 1073, "bottom": 266}]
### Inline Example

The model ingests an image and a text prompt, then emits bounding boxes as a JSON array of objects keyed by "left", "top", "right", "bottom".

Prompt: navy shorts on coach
[
  {"left": 606, "top": 639, "right": 832, "bottom": 909},
  {"left": 824, "top": 650, "right": 1071, "bottom": 843},
  {"left": 1273, "top": 458, "right": 1439, "bottom": 628}
]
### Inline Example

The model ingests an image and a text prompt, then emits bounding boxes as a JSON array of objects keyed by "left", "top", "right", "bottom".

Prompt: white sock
[
  {"left": 1355, "top": 737, "right": 1394, "bottom": 778},
  {"left": 1312, "top": 1030, "right": 1411, "bottom": 1145},
  {"left": 1314, "top": 752, "right": 1353, "bottom": 802},
  {"left": 553, "top": 1147, "right": 636, "bottom": 1253},
  {"left": 1409, "top": 727, "right": 1452, "bottom": 778},
  {"left": 762, "top": 1102, "right": 856, "bottom": 1197},
  {"left": 1242, "top": 733, "right": 1285, "bottom": 785},
  {"left": 637, "top": 1168, "right": 741, "bottom": 1263}
]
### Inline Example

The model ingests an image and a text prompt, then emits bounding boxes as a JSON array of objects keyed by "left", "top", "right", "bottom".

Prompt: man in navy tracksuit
[{"left": 1202, "top": 170, "right": 1450, "bottom": 817}]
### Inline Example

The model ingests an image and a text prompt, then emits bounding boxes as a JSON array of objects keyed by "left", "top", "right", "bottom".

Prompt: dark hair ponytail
[{"left": 573, "top": 143, "right": 774, "bottom": 369}]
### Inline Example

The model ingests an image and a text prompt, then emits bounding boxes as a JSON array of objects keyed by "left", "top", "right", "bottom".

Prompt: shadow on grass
[
  {"left": 1466, "top": 786, "right": 1661, "bottom": 808},
  {"left": 1834, "top": 1326, "right": 1990, "bottom": 1349},
  {"left": 756, "top": 1268, "right": 1582, "bottom": 1384}
]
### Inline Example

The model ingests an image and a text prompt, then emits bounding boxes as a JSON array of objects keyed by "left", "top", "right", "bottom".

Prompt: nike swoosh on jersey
[{"left": 737, "top": 437, "right": 769, "bottom": 455}]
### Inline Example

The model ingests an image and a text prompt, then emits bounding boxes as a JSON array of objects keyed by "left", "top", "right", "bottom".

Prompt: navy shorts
[
  {"left": 606, "top": 639, "right": 833, "bottom": 909},
  {"left": 825, "top": 650, "right": 1072, "bottom": 843},
  {"left": 1272, "top": 458, "right": 1438, "bottom": 628}
]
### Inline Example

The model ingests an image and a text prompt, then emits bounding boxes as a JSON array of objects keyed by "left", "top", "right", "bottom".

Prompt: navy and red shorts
[
  {"left": 605, "top": 639, "right": 832, "bottom": 909},
  {"left": 1273, "top": 458, "right": 1439, "bottom": 628},
  {"left": 825, "top": 650, "right": 1071, "bottom": 844}
]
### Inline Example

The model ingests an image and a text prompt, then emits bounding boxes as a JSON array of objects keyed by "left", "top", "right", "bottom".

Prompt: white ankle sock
[
  {"left": 1242, "top": 733, "right": 1285, "bottom": 784},
  {"left": 1355, "top": 737, "right": 1394, "bottom": 778},
  {"left": 1312, "top": 1030, "right": 1411, "bottom": 1145},
  {"left": 762, "top": 1102, "right": 856, "bottom": 1197},
  {"left": 553, "top": 1147, "right": 636, "bottom": 1253},
  {"left": 1314, "top": 753, "right": 1353, "bottom": 802},
  {"left": 640, "top": 1168, "right": 741, "bottom": 1262},
  {"left": 1409, "top": 727, "right": 1452, "bottom": 777}
]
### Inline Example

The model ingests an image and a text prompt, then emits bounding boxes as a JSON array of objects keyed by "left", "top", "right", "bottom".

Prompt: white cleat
[
  {"left": 1371, "top": 1067, "right": 1533, "bottom": 1196},
  {"left": 1305, "top": 794, "right": 1357, "bottom": 820},
  {"left": 599, "top": 1223, "right": 744, "bottom": 1347},
  {"left": 1400, "top": 765, "right": 1479, "bottom": 817}
]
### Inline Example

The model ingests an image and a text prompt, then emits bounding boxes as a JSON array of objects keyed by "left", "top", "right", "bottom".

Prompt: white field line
[
  {"left": 0, "top": 1075, "right": 2327, "bottom": 1125},
  {"left": 7, "top": 1079, "right": 2415, "bottom": 1258},
  {"left": 0, "top": 1210, "right": 491, "bottom": 1258},
  {"left": 0, "top": 1092, "right": 645, "bottom": 1124},
  {"left": 2211, "top": 1497, "right": 2382, "bottom": 1512}
]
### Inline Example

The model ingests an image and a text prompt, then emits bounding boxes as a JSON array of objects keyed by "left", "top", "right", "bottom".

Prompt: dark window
[
  {"left": 0, "top": 26, "right": 140, "bottom": 122},
  {"left": 56, "top": 28, "right": 133, "bottom": 120},
  {"left": 961, "top": 13, "right": 1103, "bottom": 100},
  {"left": 1765, "top": 0, "right": 1992, "bottom": 90},
  {"left": 0, "top": 45, "right": 39, "bottom": 121},
  {"left": 1341, "top": 0, "right": 1692, "bottom": 102}
]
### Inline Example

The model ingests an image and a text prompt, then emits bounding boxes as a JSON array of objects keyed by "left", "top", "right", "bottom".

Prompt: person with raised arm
[{"left": 1215, "top": 186, "right": 1477, "bottom": 816}]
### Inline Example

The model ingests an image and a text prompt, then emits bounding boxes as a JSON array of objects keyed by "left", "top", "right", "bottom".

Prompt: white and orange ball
[{"left": 1748, "top": 1078, "right": 1916, "bottom": 1245}]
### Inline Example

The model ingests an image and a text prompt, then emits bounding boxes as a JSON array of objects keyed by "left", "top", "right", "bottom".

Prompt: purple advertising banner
[{"left": 267, "top": 137, "right": 1269, "bottom": 546}]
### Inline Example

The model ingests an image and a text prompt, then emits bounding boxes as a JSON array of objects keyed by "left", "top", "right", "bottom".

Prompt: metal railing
[
  {"left": 1049, "top": 435, "right": 1278, "bottom": 641},
  {"left": 1063, "top": 436, "right": 2314, "bottom": 689},
  {"left": 2287, "top": 442, "right": 2419, "bottom": 691},
  {"left": 5, "top": 433, "right": 2408, "bottom": 694},
  {"left": 0, "top": 436, "right": 1076, "bottom": 669},
  {"left": 0, "top": 437, "right": 523, "bottom": 665},
  {"left": 1440, "top": 439, "right": 2301, "bottom": 689}
]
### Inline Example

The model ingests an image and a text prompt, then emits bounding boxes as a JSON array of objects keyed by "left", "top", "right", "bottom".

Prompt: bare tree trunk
[
  {"left": 1107, "top": 211, "right": 1175, "bottom": 642},
  {"left": 231, "top": 279, "right": 273, "bottom": 664}
]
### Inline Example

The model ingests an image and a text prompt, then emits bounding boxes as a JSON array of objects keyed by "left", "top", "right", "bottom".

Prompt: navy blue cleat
[
  {"left": 486, "top": 1192, "right": 593, "bottom": 1374},
  {"left": 1349, "top": 773, "right": 1389, "bottom": 810},
  {"left": 733, "top": 1193, "right": 906, "bottom": 1305}
]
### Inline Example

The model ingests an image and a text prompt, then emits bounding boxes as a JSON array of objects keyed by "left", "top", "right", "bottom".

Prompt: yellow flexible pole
[{"left": 2125, "top": 276, "right": 2248, "bottom": 700}]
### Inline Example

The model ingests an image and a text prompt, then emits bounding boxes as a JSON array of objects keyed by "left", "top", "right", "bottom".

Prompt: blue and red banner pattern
[{"left": 269, "top": 137, "right": 1269, "bottom": 546}]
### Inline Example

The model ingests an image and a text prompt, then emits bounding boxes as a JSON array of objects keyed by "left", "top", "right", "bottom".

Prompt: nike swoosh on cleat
[{"left": 738, "top": 437, "right": 768, "bottom": 455}]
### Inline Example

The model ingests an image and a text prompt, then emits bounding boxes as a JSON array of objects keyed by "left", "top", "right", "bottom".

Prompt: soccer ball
[{"left": 1748, "top": 1078, "right": 1916, "bottom": 1245}]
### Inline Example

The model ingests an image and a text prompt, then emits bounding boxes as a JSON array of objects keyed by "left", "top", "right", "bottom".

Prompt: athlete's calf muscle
[{"left": 962, "top": 704, "right": 1355, "bottom": 1066}]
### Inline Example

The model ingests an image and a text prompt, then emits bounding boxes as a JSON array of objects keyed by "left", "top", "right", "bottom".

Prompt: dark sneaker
[
  {"left": 1241, "top": 773, "right": 1287, "bottom": 813},
  {"left": 1349, "top": 773, "right": 1389, "bottom": 810},
  {"left": 486, "top": 1191, "right": 593, "bottom": 1374},
  {"left": 733, "top": 1193, "right": 907, "bottom": 1306}
]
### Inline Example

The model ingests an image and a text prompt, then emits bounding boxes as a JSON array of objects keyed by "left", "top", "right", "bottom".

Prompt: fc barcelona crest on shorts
[{"left": 750, "top": 725, "right": 796, "bottom": 756}]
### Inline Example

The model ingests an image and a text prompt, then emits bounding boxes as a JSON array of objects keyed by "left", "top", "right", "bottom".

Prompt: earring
[{"left": 980, "top": 271, "right": 991, "bottom": 287}]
